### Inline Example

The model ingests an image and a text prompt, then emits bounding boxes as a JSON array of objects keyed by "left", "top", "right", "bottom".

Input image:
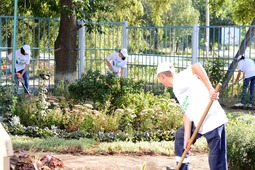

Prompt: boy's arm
[
  {"left": 105, "top": 59, "right": 113, "bottom": 72},
  {"left": 191, "top": 62, "right": 218, "bottom": 100},
  {"left": 183, "top": 114, "right": 192, "bottom": 150},
  {"left": 120, "top": 68, "right": 124, "bottom": 77},
  {"left": 7, "top": 54, "right": 12, "bottom": 64},
  {"left": 21, "top": 64, "right": 30, "bottom": 76},
  {"left": 234, "top": 70, "right": 241, "bottom": 84}
]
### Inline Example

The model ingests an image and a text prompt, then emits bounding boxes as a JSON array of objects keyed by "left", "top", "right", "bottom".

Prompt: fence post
[
  {"left": 78, "top": 20, "right": 85, "bottom": 79},
  {"left": 11, "top": 0, "right": 18, "bottom": 84},
  {"left": 122, "top": 21, "right": 128, "bottom": 78},
  {"left": 0, "top": 123, "right": 13, "bottom": 170},
  {"left": 0, "top": 18, "right": 2, "bottom": 83},
  {"left": 122, "top": 21, "right": 128, "bottom": 49},
  {"left": 192, "top": 24, "right": 199, "bottom": 64}
]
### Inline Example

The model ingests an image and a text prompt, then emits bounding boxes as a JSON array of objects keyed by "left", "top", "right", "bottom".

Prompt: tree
[
  {"left": 160, "top": 0, "right": 199, "bottom": 54},
  {"left": 54, "top": 0, "right": 113, "bottom": 83},
  {"left": 194, "top": 0, "right": 234, "bottom": 26},
  {"left": 98, "top": 0, "right": 144, "bottom": 26},
  {"left": 232, "top": 0, "right": 255, "bottom": 25},
  {"left": 54, "top": 0, "right": 77, "bottom": 82},
  {"left": 210, "top": 0, "right": 255, "bottom": 25},
  {"left": 163, "top": 0, "right": 199, "bottom": 26}
]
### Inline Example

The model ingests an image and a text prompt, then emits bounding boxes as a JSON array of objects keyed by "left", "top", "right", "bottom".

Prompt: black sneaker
[{"left": 166, "top": 166, "right": 175, "bottom": 170}]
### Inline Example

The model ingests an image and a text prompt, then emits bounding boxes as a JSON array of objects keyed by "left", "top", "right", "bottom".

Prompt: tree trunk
[
  {"left": 221, "top": 18, "right": 255, "bottom": 91},
  {"left": 54, "top": 0, "right": 78, "bottom": 84}
]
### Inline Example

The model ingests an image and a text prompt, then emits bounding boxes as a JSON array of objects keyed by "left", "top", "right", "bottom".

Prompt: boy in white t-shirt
[
  {"left": 156, "top": 62, "right": 228, "bottom": 170},
  {"left": 7, "top": 44, "right": 31, "bottom": 94},
  {"left": 234, "top": 55, "right": 255, "bottom": 107},
  {"left": 105, "top": 48, "right": 128, "bottom": 77}
]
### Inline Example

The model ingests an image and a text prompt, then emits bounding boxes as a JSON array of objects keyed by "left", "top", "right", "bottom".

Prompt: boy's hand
[
  {"left": 1, "top": 65, "right": 6, "bottom": 70},
  {"left": 183, "top": 139, "right": 192, "bottom": 151},
  {"left": 209, "top": 88, "right": 219, "bottom": 101},
  {"left": 15, "top": 72, "right": 22, "bottom": 79}
]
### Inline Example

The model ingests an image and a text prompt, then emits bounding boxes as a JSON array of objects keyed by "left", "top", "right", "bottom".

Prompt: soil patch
[
  {"left": 221, "top": 102, "right": 255, "bottom": 114},
  {"left": 35, "top": 152, "right": 209, "bottom": 170}
]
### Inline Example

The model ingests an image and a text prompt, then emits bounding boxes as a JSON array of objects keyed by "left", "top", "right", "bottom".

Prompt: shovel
[{"left": 15, "top": 72, "right": 30, "bottom": 95}]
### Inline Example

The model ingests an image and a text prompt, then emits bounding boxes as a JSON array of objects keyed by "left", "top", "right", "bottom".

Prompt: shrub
[
  {"left": 68, "top": 70, "right": 145, "bottom": 111},
  {"left": 14, "top": 97, "right": 40, "bottom": 127},
  {"left": 227, "top": 113, "right": 255, "bottom": 170},
  {"left": 79, "top": 114, "right": 95, "bottom": 132},
  {"left": 204, "top": 56, "right": 226, "bottom": 88},
  {"left": 116, "top": 92, "right": 183, "bottom": 132},
  {"left": 52, "top": 80, "right": 68, "bottom": 96},
  {"left": 62, "top": 109, "right": 85, "bottom": 132},
  {"left": 0, "top": 85, "right": 18, "bottom": 117},
  {"left": 92, "top": 112, "right": 121, "bottom": 133}
]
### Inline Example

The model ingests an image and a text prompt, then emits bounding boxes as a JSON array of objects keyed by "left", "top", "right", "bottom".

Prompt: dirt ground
[
  {"left": 221, "top": 102, "right": 255, "bottom": 114},
  {"left": 39, "top": 152, "right": 209, "bottom": 170}
]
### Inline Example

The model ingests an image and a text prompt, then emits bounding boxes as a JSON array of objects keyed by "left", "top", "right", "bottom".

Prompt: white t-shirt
[
  {"left": 237, "top": 59, "right": 255, "bottom": 78},
  {"left": 106, "top": 52, "right": 127, "bottom": 77},
  {"left": 173, "top": 66, "right": 228, "bottom": 134},
  {"left": 8, "top": 49, "right": 30, "bottom": 72}
]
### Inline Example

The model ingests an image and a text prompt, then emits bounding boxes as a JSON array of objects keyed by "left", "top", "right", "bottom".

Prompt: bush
[
  {"left": 227, "top": 113, "right": 255, "bottom": 170},
  {"left": 68, "top": 70, "right": 145, "bottom": 111},
  {"left": 13, "top": 97, "right": 40, "bottom": 127},
  {"left": 52, "top": 80, "right": 70, "bottom": 97},
  {"left": 204, "top": 56, "right": 226, "bottom": 88},
  {"left": 2, "top": 73, "right": 182, "bottom": 142},
  {"left": 116, "top": 92, "right": 183, "bottom": 132},
  {"left": 0, "top": 85, "right": 17, "bottom": 117}
]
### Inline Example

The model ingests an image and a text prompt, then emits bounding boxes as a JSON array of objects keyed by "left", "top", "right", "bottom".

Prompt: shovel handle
[{"left": 175, "top": 83, "right": 222, "bottom": 170}]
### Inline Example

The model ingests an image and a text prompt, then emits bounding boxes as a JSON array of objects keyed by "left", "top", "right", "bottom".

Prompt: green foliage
[
  {"left": 163, "top": 0, "right": 199, "bottom": 26},
  {"left": 62, "top": 110, "right": 84, "bottom": 132},
  {"left": 79, "top": 114, "right": 95, "bottom": 133},
  {"left": 2, "top": 71, "right": 182, "bottom": 142},
  {"left": 92, "top": 112, "right": 121, "bottom": 133},
  {"left": 204, "top": 56, "right": 226, "bottom": 87},
  {"left": 52, "top": 80, "right": 70, "bottom": 97},
  {"left": 43, "top": 109, "right": 64, "bottom": 128},
  {"left": 227, "top": 113, "right": 255, "bottom": 170},
  {"left": 68, "top": 70, "right": 145, "bottom": 110},
  {"left": 117, "top": 92, "right": 183, "bottom": 132},
  {"left": 68, "top": 70, "right": 108, "bottom": 104},
  {"left": 78, "top": 92, "right": 182, "bottom": 142},
  {"left": 0, "top": 85, "right": 18, "bottom": 117},
  {"left": 210, "top": 0, "right": 254, "bottom": 25},
  {"left": 232, "top": 0, "right": 255, "bottom": 25},
  {"left": 3, "top": 121, "right": 53, "bottom": 138},
  {"left": 12, "top": 97, "right": 38, "bottom": 127},
  {"left": 11, "top": 136, "right": 96, "bottom": 152},
  {"left": 12, "top": 77, "right": 56, "bottom": 128},
  {"left": 36, "top": 76, "right": 50, "bottom": 127},
  {"left": 146, "top": 0, "right": 173, "bottom": 26}
]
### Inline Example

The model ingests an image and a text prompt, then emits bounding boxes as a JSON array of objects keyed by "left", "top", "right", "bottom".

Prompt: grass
[
  {"left": 11, "top": 135, "right": 208, "bottom": 156},
  {"left": 11, "top": 136, "right": 96, "bottom": 153}
]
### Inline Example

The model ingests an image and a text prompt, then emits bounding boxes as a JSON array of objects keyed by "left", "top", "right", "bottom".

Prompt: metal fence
[
  {"left": 0, "top": 16, "right": 59, "bottom": 93},
  {"left": 80, "top": 23, "right": 255, "bottom": 101},
  {"left": 1, "top": 15, "right": 255, "bottom": 101}
]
